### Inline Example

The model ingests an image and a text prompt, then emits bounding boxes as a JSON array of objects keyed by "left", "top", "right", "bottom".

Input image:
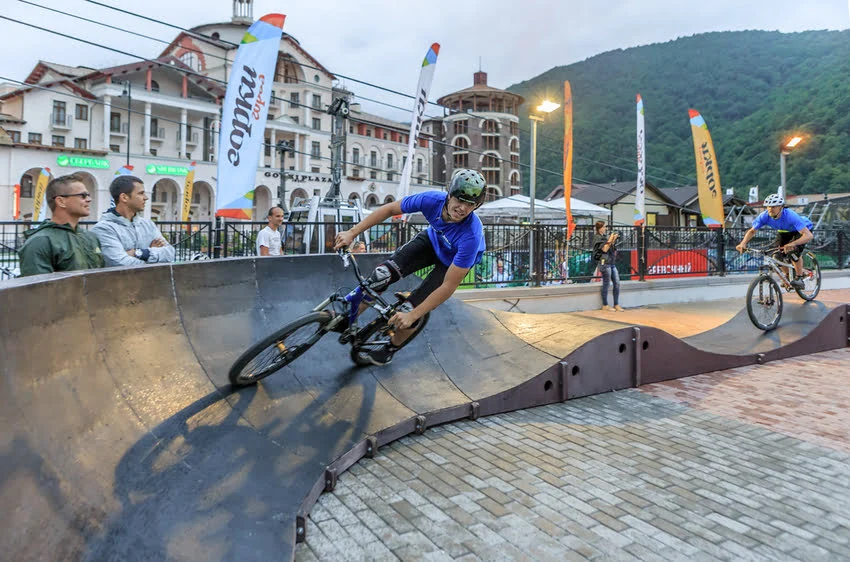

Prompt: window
[
  {"left": 417, "top": 176, "right": 423, "bottom": 185},
  {"left": 370, "top": 151, "right": 377, "bottom": 167},
  {"left": 150, "top": 118, "right": 159, "bottom": 137},
  {"left": 311, "top": 141, "right": 321, "bottom": 158},
  {"left": 369, "top": 170, "right": 377, "bottom": 179},
  {"left": 453, "top": 137, "right": 469, "bottom": 151},
  {"left": 483, "top": 154, "right": 499, "bottom": 168},
  {"left": 193, "top": 191, "right": 201, "bottom": 204},
  {"left": 311, "top": 167, "right": 320, "bottom": 173},
  {"left": 387, "top": 172, "right": 394, "bottom": 182},
  {"left": 484, "top": 120, "right": 499, "bottom": 134},
  {"left": 352, "top": 147, "right": 360, "bottom": 165},
  {"left": 150, "top": 148, "right": 157, "bottom": 156},
  {"left": 7, "top": 130, "right": 20, "bottom": 143},
  {"left": 75, "top": 104, "right": 88, "bottom": 121},
  {"left": 74, "top": 138, "right": 87, "bottom": 149},
  {"left": 510, "top": 173, "right": 520, "bottom": 187},
  {"left": 186, "top": 152, "right": 191, "bottom": 160},
  {"left": 20, "top": 177, "right": 33, "bottom": 198},
  {"left": 510, "top": 122, "right": 519, "bottom": 136},
  {"left": 150, "top": 80, "right": 160, "bottom": 92},
  {"left": 110, "top": 112, "right": 122, "bottom": 133},
  {"left": 509, "top": 138, "right": 519, "bottom": 152},
  {"left": 264, "top": 140, "right": 271, "bottom": 156},
  {"left": 485, "top": 136, "right": 500, "bottom": 151},
  {"left": 365, "top": 129, "right": 372, "bottom": 137},
  {"left": 110, "top": 144, "right": 120, "bottom": 153},
  {"left": 52, "top": 101, "right": 67, "bottom": 126},
  {"left": 454, "top": 153, "right": 468, "bottom": 168},
  {"left": 291, "top": 116, "right": 299, "bottom": 124},
  {"left": 180, "top": 51, "right": 199, "bottom": 71},
  {"left": 312, "top": 117, "right": 321, "bottom": 130},
  {"left": 28, "top": 133, "right": 42, "bottom": 144},
  {"left": 352, "top": 169, "right": 360, "bottom": 178},
  {"left": 383, "top": 132, "right": 388, "bottom": 140},
  {"left": 417, "top": 158, "right": 423, "bottom": 173},
  {"left": 453, "top": 119, "right": 468, "bottom": 135},
  {"left": 510, "top": 154, "right": 519, "bottom": 168},
  {"left": 312, "top": 94, "right": 322, "bottom": 109},
  {"left": 387, "top": 153, "right": 393, "bottom": 170},
  {"left": 485, "top": 170, "right": 500, "bottom": 185},
  {"left": 51, "top": 135, "right": 65, "bottom": 147},
  {"left": 290, "top": 92, "right": 300, "bottom": 107}
]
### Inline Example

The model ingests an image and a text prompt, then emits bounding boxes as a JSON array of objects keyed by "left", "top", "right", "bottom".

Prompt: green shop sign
[
  {"left": 56, "top": 154, "right": 110, "bottom": 169},
  {"left": 145, "top": 164, "right": 189, "bottom": 176}
]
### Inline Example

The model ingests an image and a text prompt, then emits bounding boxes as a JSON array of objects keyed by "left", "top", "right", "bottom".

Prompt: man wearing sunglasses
[
  {"left": 92, "top": 175, "right": 175, "bottom": 267},
  {"left": 18, "top": 173, "right": 105, "bottom": 276}
]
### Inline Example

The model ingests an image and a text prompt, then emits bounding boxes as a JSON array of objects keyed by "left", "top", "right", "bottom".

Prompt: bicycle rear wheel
[
  {"left": 746, "top": 274, "right": 783, "bottom": 331},
  {"left": 794, "top": 251, "right": 821, "bottom": 301},
  {"left": 229, "top": 311, "right": 332, "bottom": 387},
  {"left": 350, "top": 312, "right": 430, "bottom": 366}
]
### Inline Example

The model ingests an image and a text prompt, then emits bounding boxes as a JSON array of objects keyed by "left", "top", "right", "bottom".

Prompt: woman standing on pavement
[{"left": 592, "top": 221, "right": 624, "bottom": 312}]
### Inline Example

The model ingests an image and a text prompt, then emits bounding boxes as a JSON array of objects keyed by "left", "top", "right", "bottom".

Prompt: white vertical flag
[
  {"left": 634, "top": 94, "right": 646, "bottom": 225},
  {"left": 398, "top": 43, "right": 440, "bottom": 200}
]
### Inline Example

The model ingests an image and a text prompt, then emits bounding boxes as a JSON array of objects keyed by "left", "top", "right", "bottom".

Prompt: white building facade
[{"left": 0, "top": 0, "right": 434, "bottom": 222}]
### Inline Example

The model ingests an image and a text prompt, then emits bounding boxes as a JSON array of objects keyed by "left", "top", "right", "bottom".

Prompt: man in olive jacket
[{"left": 18, "top": 174, "right": 105, "bottom": 277}]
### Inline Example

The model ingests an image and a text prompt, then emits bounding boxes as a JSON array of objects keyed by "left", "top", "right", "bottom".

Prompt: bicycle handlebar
[{"left": 337, "top": 248, "right": 390, "bottom": 308}]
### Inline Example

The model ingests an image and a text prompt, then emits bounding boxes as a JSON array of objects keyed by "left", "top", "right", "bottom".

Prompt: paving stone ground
[{"left": 295, "top": 348, "right": 850, "bottom": 561}]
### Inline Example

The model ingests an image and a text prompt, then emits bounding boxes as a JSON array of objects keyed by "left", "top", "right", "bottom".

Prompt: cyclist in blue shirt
[
  {"left": 736, "top": 193, "right": 813, "bottom": 288},
  {"left": 334, "top": 169, "right": 487, "bottom": 365}
]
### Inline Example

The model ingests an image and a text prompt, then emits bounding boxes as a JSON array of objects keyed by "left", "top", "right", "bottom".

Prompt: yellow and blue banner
[
  {"left": 562, "top": 81, "right": 575, "bottom": 239},
  {"left": 32, "top": 167, "right": 51, "bottom": 221},
  {"left": 181, "top": 161, "right": 196, "bottom": 222},
  {"left": 216, "top": 14, "right": 286, "bottom": 219},
  {"left": 689, "top": 109, "right": 724, "bottom": 228}
]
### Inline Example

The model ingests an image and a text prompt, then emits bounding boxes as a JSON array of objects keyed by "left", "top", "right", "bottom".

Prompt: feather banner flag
[
  {"left": 562, "top": 81, "right": 576, "bottom": 239},
  {"left": 216, "top": 14, "right": 286, "bottom": 219},
  {"left": 634, "top": 94, "right": 646, "bottom": 226},
  {"left": 181, "top": 161, "right": 197, "bottom": 222},
  {"left": 13, "top": 184, "right": 20, "bottom": 220},
  {"left": 399, "top": 43, "right": 440, "bottom": 200},
  {"left": 32, "top": 167, "right": 51, "bottom": 221},
  {"left": 689, "top": 109, "right": 724, "bottom": 228}
]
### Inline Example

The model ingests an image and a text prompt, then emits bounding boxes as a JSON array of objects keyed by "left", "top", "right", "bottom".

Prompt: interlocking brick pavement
[{"left": 295, "top": 348, "right": 850, "bottom": 561}]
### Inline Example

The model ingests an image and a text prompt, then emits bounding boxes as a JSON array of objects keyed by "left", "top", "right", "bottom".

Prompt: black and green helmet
[{"left": 448, "top": 169, "right": 486, "bottom": 206}]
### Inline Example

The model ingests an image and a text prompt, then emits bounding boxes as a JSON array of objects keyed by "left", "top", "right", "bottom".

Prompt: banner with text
[
  {"left": 399, "top": 43, "right": 440, "bottom": 200},
  {"left": 634, "top": 94, "right": 646, "bottom": 225},
  {"left": 181, "top": 161, "right": 196, "bottom": 221},
  {"left": 32, "top": 167, "right": 51, "bottom": 221},
  {"left": 563, "top": 81, "right": 576, "bottom": 239},
  {"left": 215, "top": 13, "right": 286, "bottom": 219},
  {"left": 689, "top": 109, "right": 724, "bottom": 228}
]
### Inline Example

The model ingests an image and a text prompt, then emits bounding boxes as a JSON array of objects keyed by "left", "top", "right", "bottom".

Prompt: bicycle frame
[
  {"left": 310, "top": 249, "right": 394, "bottom": 333},
  {"left": 751, "top": 248, "right": 796, "bottom": 288}
]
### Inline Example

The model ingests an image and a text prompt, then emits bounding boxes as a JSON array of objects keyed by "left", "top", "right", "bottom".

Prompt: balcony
[
  {"left": 177, "top": 130, "right": 200, "bottom": 145},
  {"left": 109, "top": 122, "right": 129, "bottom": 137},
  {"left": 50, "top": 113, "right": 73, "bottom": 130},
  {"left": 149, "top": 127, "right": 166, "bottom": 142}
]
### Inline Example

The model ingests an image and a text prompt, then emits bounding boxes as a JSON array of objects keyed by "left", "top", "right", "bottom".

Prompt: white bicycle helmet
[{"left": 764, "top": 193, "right": 784, "bottom": 207}]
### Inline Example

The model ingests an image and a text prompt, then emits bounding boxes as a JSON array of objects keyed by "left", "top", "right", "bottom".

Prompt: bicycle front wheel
[
  {"left": 746, "top": 274, "right": 783, "bottom": 331},
  {"left": 794, "top": 251, "right": 821, "bottom": 301},
  {"left": 229, "top": 311, "right": 332, "bottom": 387}
]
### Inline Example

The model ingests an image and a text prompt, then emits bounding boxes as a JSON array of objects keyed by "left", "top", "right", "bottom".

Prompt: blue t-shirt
[
  {"left": 752, "top": 208, "right": 813, "bottom": 232},
  {"left": 400, "top": 191, "right": 486, "bottom": 268}
]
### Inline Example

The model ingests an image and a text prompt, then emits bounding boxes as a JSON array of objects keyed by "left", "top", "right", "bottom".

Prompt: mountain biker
[
  {"left": 735, "top": 193, "right": 813, "bottom": 289},
  {"left": 333, "top": 169, "right": 487, "bottom": 366}
]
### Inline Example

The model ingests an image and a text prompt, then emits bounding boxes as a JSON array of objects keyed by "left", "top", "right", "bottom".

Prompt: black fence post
[
  {"left": 718, "top": 229, "right": 726, "bottom": 276},
  {"left": 838, "top": 229, "right": 845, "bottom": 270},
  {"left": 638, "top": 226, "right": 646, "bottom": 281},
  {"left": 207, "top": 221, "right": 214, "bottom": 258}
]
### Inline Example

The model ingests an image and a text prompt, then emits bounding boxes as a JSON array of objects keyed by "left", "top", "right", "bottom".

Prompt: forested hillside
[{"left": 507, "top": 30, "right": 850, "bottom": 198}]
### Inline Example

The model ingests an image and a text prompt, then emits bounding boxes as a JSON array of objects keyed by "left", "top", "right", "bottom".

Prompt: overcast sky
[{"left": 2, "top": 0, "right": 847, "bottom": 120}]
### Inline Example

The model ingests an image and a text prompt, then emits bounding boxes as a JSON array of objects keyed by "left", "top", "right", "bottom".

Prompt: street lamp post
[
  {"left": 123, "top": 81, "right": 132, "bottom": 166},
  {"left": 276, "top": 140, "right": 293, "bottom": 212},
  {"left": 528, "top": 99, "right": 560, "bottom": 284},
  {"left": 779, "top": 136, "right": 803, "bottom": 200}
]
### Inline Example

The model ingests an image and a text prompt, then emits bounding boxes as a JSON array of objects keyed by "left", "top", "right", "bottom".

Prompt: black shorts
[
  {"left": 773, "top": 231, "right": 806, "bottom": 256},
  {"left": 386, "top": 230, "right": 449, "bottom": 307}
]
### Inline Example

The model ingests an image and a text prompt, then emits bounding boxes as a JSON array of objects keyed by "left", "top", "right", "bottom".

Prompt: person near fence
[
  {"left": 91, "top": 176, "right": 175, "bottom": 267},
  {"left": 256, "top": 206, "right": 285, "bottom": 256},
  {"left": 18, "top": 174, "right": 105, "bottom": 277},
  {"left": 350, "top": 240, "right": 367, "bottom": 254},
  {"left": 333, "top": 168, "right": 487, "bottom": 366},
  {"left": 592, "top": 221, "right": 624, "bottom": 311},
  {"left": 735, "top": 193, "right": 813, "bottom": 288}
]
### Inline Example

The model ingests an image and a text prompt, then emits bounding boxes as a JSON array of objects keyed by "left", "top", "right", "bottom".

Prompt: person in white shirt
[{"left": 256, "top": 206, "right": 284, "bottom": 256}]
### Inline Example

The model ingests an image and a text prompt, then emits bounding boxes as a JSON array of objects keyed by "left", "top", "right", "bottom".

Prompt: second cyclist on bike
[
  {"left": 333, "top": 169, "right": 487, "bottom": 366},
  {"left": 735, "top": 193, "right": 813, "bottom": 289}
]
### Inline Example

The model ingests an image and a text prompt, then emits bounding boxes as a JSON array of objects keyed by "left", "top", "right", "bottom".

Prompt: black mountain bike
[
  {"left": 745, "top": 247, "right": 821, "bottom": 331},
  {"left": 229, "top": 249, "right": 430, "bottom": 387}
]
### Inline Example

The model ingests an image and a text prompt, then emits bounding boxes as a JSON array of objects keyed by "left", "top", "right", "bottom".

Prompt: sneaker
[
  {"left": 790, "top": 277, "right": 805, "bottom": 289},
  {"left": 366, "top": 344, "right": 398, "bottom": 366},
  {"left": 614, "top": 305, "right": 625, "bottom": 312}
]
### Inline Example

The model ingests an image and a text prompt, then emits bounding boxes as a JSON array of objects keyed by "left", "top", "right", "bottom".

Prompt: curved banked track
[{"left": 0, "top": 255, "right": 846, "bottom": 561}]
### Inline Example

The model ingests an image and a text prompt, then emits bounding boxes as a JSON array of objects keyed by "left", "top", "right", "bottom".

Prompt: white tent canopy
[{"left": 476, "top": 195, "right": 609, "bottom": 221}]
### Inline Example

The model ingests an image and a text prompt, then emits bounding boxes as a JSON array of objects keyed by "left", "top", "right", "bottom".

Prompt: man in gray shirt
[{"left": 92, "top": 175, "right": 175, "bottom": 267}]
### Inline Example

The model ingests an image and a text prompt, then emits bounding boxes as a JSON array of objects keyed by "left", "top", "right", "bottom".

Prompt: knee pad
[{"left": 366, "top": 261, "right": 400, "bottom": 293}]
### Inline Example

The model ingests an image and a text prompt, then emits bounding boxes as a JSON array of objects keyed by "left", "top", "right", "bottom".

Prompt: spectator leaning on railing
[
  {"left": 18, "top": 173, "right": 105, "bottom": 277},
  {"left": 92, "top": 176, "right": 175, "bottom": 267}
]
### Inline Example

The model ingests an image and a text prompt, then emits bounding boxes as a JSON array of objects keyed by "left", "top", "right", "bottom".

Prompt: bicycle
[
  {"left": 744, "top": 247, "right": 821, "bottom": 331},
  {"left": 228, "top": 248, "right": 430, "bottom": 387}
]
